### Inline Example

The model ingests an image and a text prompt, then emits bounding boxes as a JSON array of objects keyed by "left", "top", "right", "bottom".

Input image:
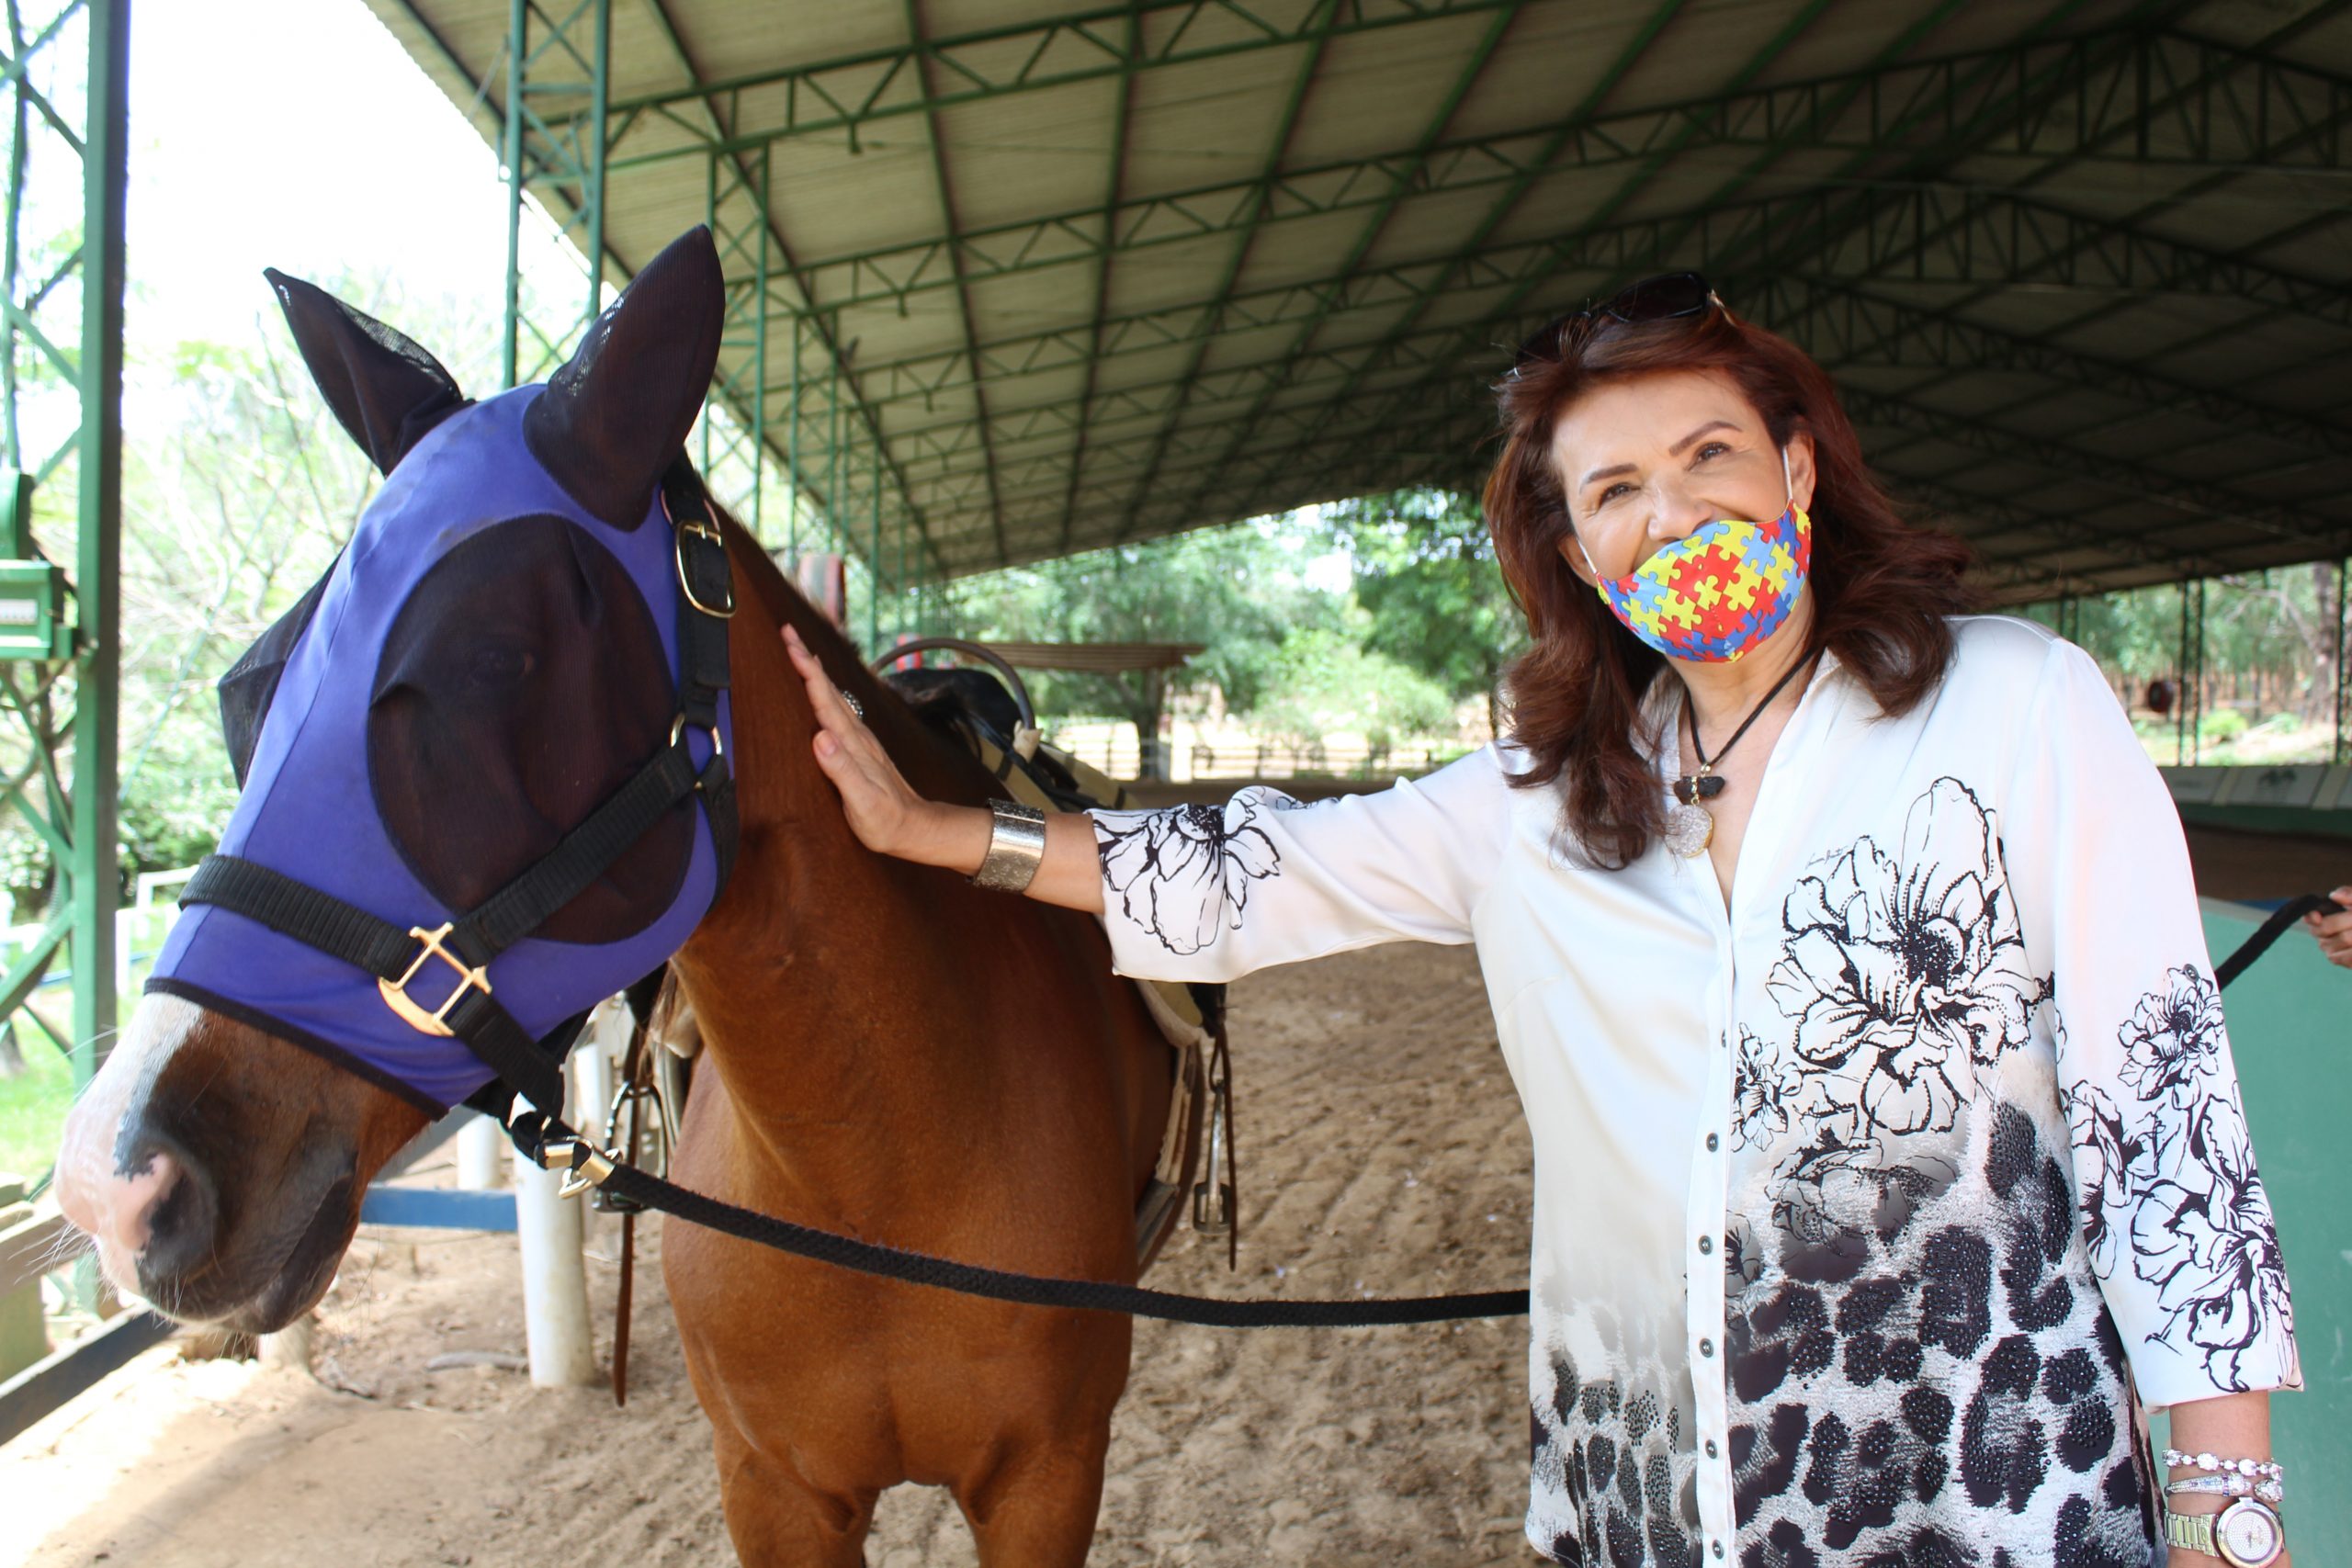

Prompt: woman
[{"left": 782, "top": 274, "right": 2299, "bottom": 1568}]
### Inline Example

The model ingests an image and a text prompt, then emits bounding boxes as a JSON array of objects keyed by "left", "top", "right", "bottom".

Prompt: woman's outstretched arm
[
  {"left": 784, "top": 624, "right": 1106, "bottom": 912},
  {"left": 786, "top": 624, "right": 1510, "bottom": 987}
]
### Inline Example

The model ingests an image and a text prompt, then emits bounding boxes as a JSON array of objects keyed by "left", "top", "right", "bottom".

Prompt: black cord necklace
[
  {"left": 1672, "top": 647, "right": 1823, "bottom": 807},
  {"left": 1662, "top": 648, "right": 1822, "bottom": 860}
]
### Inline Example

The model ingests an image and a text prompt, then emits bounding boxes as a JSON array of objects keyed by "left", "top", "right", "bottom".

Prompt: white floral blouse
[{"left": 1084, "top": 615, "right": 2299, "bottom": 1568}]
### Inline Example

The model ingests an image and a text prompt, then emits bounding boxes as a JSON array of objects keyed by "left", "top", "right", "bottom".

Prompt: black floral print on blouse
[
  {"left": 1094, "top": 791, "right": 1285, "bottom": 954},
  {"left": 1719, "top": 778, "right": 2165, "bottom": 1566},
  {"left": 2066, "top": 964, "right": 2296, "bottom": 1392}
]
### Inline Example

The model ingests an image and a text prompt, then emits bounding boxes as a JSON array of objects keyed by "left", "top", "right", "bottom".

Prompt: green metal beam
[
  {"left": 1883, "top": 472, "right": 2226, "bottom": 587},
  {"left": 1748, "top": 275, "right": 2350, "bottom": 464},
  {"left": 1838, "top": 386, "right": 2343, "bottom": 551},
  {"left": 819, "top": 150, "right": 2352, "bottom": 467},
  {"left": 1105, "top": 17, "right": 1338, "bottom": 554},
  {"left": 867, "top": 249, "right": 2349, "bottom": 496},
  {"left": 633, "top": 0, "right": 947, "bottom": 579},
  {"left": 601, "top": 0, "right": 1524, "bottom": 162},
  {"left": 845, "top": 179, "right": 2352, "bottom": 545},
  {"left": 1804, "top": 0, "right": 2352, "bottom": 485},
  {"left": 1300, "top": 0, "right": 2222, "bottom": 504},
  {"left": 499, "top": 0, "right": 612, "bottom": 388},
  {"left": 1239, "top": 170, "right": 2352, "bottom": 505},
  {"left": 72, "top": 0, "right": 125, "bottom": 1076},
  {"left": 757, "top": 21, "right": 2352, "bottom": 327},
  {"left": 1056, "top": 4, "right": 1138, "bottom": 558},
  {"left": 902, "top": 0, "right": 1007, "bottom": 565},
  {"left": 1250, "top": 0, "right": 2087, "bottom": 522}
]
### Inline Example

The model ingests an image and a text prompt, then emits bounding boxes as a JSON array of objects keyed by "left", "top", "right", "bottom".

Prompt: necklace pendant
[
  {"left": 1673, "top": 771, "right": 1727, "bottom": 807},
  {"left": 1664, "top": 800, "right": 1714, "bottom": 858}
]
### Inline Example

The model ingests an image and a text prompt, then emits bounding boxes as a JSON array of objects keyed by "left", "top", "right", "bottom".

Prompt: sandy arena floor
[{"left": 7, "top": 943, "right": 1542, "bottom": 1566}]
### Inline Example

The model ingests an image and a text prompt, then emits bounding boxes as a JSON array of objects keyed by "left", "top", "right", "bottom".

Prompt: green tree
[
  {"left": 1318, "top": 489, "right": 1526, "bottom": 733},
  {"left": 943, "top": 516, "right": 1350, "bottom": 773},
  {"left": 1249, "top": 626, "right": 1455, "bottom": 768}
]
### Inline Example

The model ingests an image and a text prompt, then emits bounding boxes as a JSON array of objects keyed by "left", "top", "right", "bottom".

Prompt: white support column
[
  {"left": 512, "top": 1145, "right": 595, "bottom": 1387},
  {"left": 574, "top": 998, "right": 628, "bottom": 1145},
  {"left": 456, "top": 1112, "right": 505, "bottom": 1191}
]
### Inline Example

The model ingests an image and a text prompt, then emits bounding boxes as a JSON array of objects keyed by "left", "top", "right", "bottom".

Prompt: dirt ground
[{"left": 7, "top": 943, "right": 1542, "bottom": 1567}]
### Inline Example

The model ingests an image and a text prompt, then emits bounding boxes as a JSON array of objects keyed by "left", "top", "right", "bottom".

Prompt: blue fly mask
[{"left": 149, "top": 229, "right": 738, "bottom": 1117}]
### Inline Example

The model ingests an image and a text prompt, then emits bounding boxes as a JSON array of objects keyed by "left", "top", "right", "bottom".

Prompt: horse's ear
[
  {"left": 264, "top": 270, "right": 469, "bottom": 477},
  {"left": 524, "top": 226, "right": 724, "bottom": 530}
]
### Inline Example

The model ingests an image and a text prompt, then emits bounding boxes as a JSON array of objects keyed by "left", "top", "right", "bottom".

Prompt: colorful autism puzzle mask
[{"left": 1581, "top": 446, "right": 1810, "bottom": 664}]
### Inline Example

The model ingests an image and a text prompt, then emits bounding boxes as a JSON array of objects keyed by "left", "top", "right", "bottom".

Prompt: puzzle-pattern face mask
[{"left": 1581, "top": 445, "right": 1810, "bottom": 663}]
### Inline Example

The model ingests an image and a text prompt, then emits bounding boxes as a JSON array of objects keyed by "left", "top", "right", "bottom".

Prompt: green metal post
[
  {"left": 829, "top": 365, "right": 843, "bottom": 561},
  {"left": 72, "top": 0, "right": 128, "bottom": 1079},
  {"left": 751, "top": 148, "right": 769, "bottom": 538},
  {"left": 500, "top": 0, "right": 526, "bottom": 390},
  {"left": 2175, "top": 584, "right": 2190, "bottom": 767},
  {"left": 2324, "top": 557, "right": 2342, "bottom": 766},
  {"left": 583, "top": 0, "right": 609, "bottom": 324},
  {"left": 868, "top": 440, "right": 882, "bottom": 655},
  {"left": 500, "top": 0, "right": 612, "bottom": 389},
  {"left": 2189, "top": 580, "right": 2207, "bottom": 766},
  {"left": 786, "top": 314, "right": 801, "bottom": 561},
  {"left": 699, "top": 151, "right": 718, "bottom": 475}
]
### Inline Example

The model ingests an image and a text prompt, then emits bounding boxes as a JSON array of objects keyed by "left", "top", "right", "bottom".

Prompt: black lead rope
[
  {"left": 509, "top": 892, "right": 2338, "bottom": 1329},
  {"left": 509, "top": 1111, "right": 1528, "bottom": 1327},
  {"left": 2212, "top": 894, "right": 2338, "bottom": 989}
]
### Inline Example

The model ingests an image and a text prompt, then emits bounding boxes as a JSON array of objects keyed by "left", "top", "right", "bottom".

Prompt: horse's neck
[{"left": 668, "top": 594, "right": 1020, "bottom": 1180}]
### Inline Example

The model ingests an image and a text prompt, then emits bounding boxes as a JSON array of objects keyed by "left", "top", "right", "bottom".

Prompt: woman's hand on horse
[
  {"left": 2303, "top": 886, "right": 2352, "bottom": 968},
  {"left": 781, "top": 625, "right": 1105, "bottom": 913},
  {"left": 782, "top": 624, "right": 967, "bottom": 862}
]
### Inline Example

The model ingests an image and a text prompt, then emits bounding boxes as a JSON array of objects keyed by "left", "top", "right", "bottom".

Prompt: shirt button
[
  {"left": 1698, "top": 1235, "right": 1713, "bottom": 1255},
  {"left": 1712, "top": 1543, "right": 1724, "bottom": 1561},
  {"left": 1705, "top": 1438, "right": 1719, "bottom": 1458},
  {"left": 1705, "top": 1133, "right": 1720, "bottom": 1151},
  {"left": 1699, "top": 1337, "right": 1714, "bottom": 1358}
]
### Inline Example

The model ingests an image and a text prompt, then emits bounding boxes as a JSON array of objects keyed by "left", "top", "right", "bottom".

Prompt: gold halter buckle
[{"left": 378, "top": 921, "right": 492, "bottom": 1037}]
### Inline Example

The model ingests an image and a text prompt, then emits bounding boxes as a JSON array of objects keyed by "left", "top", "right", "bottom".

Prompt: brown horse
[{"left": 55, "top": 228, "right": 1181, "bottom": 1564}]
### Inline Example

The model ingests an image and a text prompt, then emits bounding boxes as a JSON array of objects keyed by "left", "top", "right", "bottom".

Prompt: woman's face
[{"left": 1549, "top": 368, "right": 1815, "bottom": 584}]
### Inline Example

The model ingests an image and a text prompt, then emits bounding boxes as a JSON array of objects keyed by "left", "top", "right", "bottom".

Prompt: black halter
[{"left": 171, "top": 465, "right": 738, "bottom": 1119}]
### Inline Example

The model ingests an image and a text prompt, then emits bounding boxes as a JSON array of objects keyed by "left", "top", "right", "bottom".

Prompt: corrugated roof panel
[
  {"left": 926, "top": 78, "right": 1115, "bottom": 231},
  {"left": 767, "top": 140, "right": 944, "bottom": 266},
  {"left": 1278, "top": 14, "right": 1504, "bottom": 167},
  {"left": 660, "top": 2, "right": 910, "bottom": 95},
  {"left": 1228, "top": 207, "right": 1393, "bottom": 295},
  {"left": 1098, "top": 232, "right": 1250, "bottom": 317},
  {"left": 1439, "top": 4, "right": 1679, "bottom": 141},
  {"left": 1078, "top": 353, "right": 1194, "bottom": 424},
  {"left": 1118, "top": 47, "right": 1311, "bottom": 198}
]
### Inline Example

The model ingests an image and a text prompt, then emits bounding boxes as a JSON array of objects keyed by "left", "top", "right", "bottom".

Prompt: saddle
[{"left": 888, "top": 671, "right": 1238, "bottom": 1273}]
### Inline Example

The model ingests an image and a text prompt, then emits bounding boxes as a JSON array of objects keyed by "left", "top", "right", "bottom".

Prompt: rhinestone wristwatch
[
  {"left": 2165, "top": 1500, "right": 2284, "bottom": 1567},
  {"left": 2163, "top": 1450, "right": 2286, "bottom": 1567}
]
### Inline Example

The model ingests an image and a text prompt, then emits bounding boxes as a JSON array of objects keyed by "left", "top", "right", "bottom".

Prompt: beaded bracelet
[
  {"left": 2168, "top": 1473, "right": 2287, "bottom": 1505},
  {"left": 2164, "top": 1449, "right": 2284, "bottom": 1482}
]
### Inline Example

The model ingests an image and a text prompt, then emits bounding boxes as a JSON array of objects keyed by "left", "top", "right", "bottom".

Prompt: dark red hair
[{"left": 1481, "top": 302, "right": 1977, "bottom": 867}]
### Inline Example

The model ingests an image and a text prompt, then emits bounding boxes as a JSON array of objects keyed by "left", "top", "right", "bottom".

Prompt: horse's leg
[
  {"left": 955, "top": 1421, "right": 1115, "bottom": 1568},
  {"left": 713, "top": 1427, "right": 879, "bottom": 1568}
]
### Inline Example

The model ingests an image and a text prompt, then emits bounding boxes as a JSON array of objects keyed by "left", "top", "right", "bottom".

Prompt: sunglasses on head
[{"left": 1509, "top": 271, "right": 1724, "bottom": 376}]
